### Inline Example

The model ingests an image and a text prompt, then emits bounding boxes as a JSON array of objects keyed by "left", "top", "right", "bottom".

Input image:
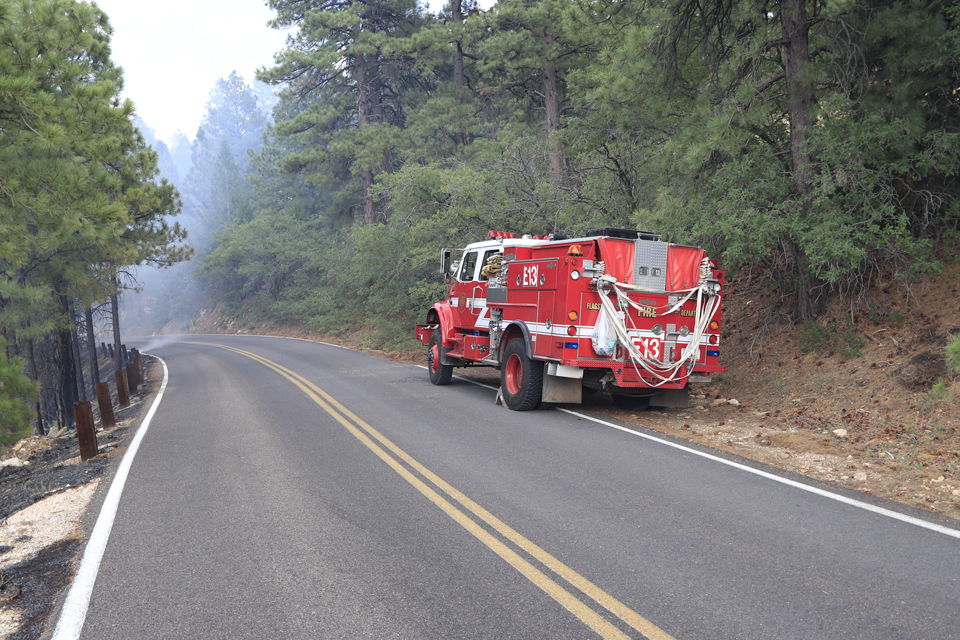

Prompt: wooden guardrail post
[
  {"left": 131, "top": 348, "right": 143, "bottom": 382},
  {"left": 126, "top": 363, "right": 139, "bottom": 394},
  {"left": 74, "top": 401, "right": 99, "bottom": 462},
  {"left": 115, "top": 369, "right": 130, "bottom": 408},
  {"left": 95, "top": 382, "right": 116, "bottom": 428}
]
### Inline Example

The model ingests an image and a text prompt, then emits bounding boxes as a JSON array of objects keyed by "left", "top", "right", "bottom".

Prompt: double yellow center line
[{"left": 208, "top": 343, "right": 677, "bottom": 640}]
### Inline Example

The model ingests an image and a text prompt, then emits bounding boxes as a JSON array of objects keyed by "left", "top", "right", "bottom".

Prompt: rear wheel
[
  {"left": 500, "top": 337, "right": 543, "bottom": 411},
  {"left": 428, "top": 329, "right": 453, "bottom": 385}
]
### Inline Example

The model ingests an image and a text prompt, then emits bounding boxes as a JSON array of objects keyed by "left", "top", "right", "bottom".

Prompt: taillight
[
  {"left": 568, "top": 310, "right": 578, "bottom": 321},
  {"left": 709, "top": 320, "right": 719, "bottom": 331},
  {"left": 567, "top": 325, "right": 577, "bottom": 336}
]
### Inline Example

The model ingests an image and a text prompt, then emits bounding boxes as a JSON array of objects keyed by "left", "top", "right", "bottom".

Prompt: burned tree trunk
[
  {"left": 85, "top": 304, "right": 101, "bottom": 387},
  {"left": 55, "top": 288, "right": 78, "bottom": 429},
  {"left": 25, "top": 337, "right": 45, "bottom": 435},
  {"left": 111, "top": 275, "right": 123, "bottom": 372},
  {"left": 68, "top": 300, "right": 87, "bottom": 402}
]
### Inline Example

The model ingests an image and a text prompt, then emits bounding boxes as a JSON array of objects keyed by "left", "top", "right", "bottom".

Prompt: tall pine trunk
[
  {"left": 55, "top": 287, "right": 78, "bottom": 429},
  {"left": 356, "top": 53, "right": 376, "bottom": 225},
  {"left": 85, "top": 304, "right": 100, "bottom": 387},
  {"left": 68, "top": 300, "right": 87, "bottom": 401},
  {"left": 542, "top": 34, "right": 563, "bottom": 187},
  {"left": 1, "top": 326, "right": 12, "bottom": 360},
  {"left": 451, "top": 0, "right": 468, "bottom": 148},
  {"left": 25, "top": 337, "right": 44, "bottom": 435},
  {"left": 781, "top": 0, "right": 826, "bottom": 323},
  {"left": 111, "top": 275, "right": 123, "bottom": 372}
]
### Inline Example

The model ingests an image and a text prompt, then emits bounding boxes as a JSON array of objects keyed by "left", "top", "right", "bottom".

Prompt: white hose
[{"left": 594, "top": 262, "right": 719, "bottom": 387}]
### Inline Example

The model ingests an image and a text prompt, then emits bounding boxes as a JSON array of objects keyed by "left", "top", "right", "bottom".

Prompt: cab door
[
  {"left": 449, "top": 248, "right": 500, "bottom": 331},
  {"left": 473, "top": 248, "right": 501, "bottom": 330},
  {"left": 450, "top": 250, "right": 479, "bottom": 331}
]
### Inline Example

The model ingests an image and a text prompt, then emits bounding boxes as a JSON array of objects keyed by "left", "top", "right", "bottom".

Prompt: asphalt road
[{"left": 66, "top": 335, "right": 960, "bottom": 639}]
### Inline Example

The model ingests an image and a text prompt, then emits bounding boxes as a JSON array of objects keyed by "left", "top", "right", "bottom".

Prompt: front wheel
[
  {"left": 428, "top": 329, "right": 453, "bottom": 385},
  {"left": 500, "top": 337, "right": 543, "bottom": 411}
]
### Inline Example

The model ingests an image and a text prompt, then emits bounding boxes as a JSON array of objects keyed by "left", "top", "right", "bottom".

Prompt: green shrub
[
  {"left": 0, "top": 339, "right": 38, "bottom": 447},
  {"left": 798, "top": 319, "right": 864, "bottom": 360},
  {"left": 799, "top": 323, "right": 829, "bottom": 353},
  {"left": 946, "top": 334, "right": 960, "bottom": 377},
  {"left": 931, "top": 378, "right": 954, "bottom": 403}
]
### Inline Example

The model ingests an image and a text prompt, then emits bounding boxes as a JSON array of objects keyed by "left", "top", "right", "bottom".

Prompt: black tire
[
  {"left": 500, "top": 337, "right": 543, "bottom": 411},
  {"left": 428, "top": 328, "right": 453, "bottom": 385},
  {"left": 611, "top": 392, "right": 650, "bottom": 411}
]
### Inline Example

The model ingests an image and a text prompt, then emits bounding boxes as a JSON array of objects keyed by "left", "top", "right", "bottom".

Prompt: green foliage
[
  {"left": 798, "top": 323, "right": 830, "bottom": 354},
  {"left": 946, "top": 334, "right": 960, "bottom": 377},
  {"left": 185, "top": 0, "right": 960, "bottom": 349},
  {"left": 798, "top": 319, "right": 864, "bottom": 360},
  {"left": 931, "top": 378, "right": 954, "bottom": 404},
  {"left": 866, "top": 301, "right": 905, "bottom": 327},
  {"left": 0, "top": 0, "right": 189, "bottom": 427},
  {"left": 0, "top": 339, "right": 38, "bottom": 447}
]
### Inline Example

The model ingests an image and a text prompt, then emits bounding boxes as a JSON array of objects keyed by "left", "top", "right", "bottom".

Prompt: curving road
[{"left": 58, "top": 335, "right": 959, "bottom": 639}]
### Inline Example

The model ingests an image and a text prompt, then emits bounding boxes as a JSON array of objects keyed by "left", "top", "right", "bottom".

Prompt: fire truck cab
[{"left": 415, "top": 228, "right": 725, "bottom": 411}]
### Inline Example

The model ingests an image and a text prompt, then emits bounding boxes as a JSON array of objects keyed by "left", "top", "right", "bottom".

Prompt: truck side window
[
  {"left": 459, "top": 251, "right": 479, "bottom": 281},
  {"left": 478, "top": 249, "right": 501, "bottom": 281}
]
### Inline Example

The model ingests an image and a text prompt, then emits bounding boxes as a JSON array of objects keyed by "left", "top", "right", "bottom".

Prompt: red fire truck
[{"left": 414, "top": 228, "right": 725, "bottom": 411}]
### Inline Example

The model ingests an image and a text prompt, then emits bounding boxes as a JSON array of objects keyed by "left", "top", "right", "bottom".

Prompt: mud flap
[
  {"left": 440, "top": 345, "right": 464, "bottom": 367},
  {"left": 649, "top": 387, "right": 688, "bottom": 408},
  {"left": 542, "top": 363, "right": 583, "bottom": 404}
]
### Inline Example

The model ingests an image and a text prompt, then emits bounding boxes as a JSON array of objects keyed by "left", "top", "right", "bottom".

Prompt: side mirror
[{"left": 441, "top": 249, "right": 452, "bottom": 276}]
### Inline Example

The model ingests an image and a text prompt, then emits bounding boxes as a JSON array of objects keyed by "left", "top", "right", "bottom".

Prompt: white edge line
[
  {"left": 416, "top": 365, "right": 960, "bottom": 540},
  {"left": 51, "top": 357, "right": 170, "bottom": 640}
]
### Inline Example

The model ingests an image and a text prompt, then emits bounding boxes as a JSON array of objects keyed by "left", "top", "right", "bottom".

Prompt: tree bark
[
  {"left": 451, "top": 0, "right": 468, "bottom": 148},
  {"left": 780, "top": 0, "right": 825, "bottom": 323},
  {"left": 542, "top": 35, "right": 563, "bottom": 187},
  {"left": 782, "top": 0, "right": 815, "bottom": 200},
  {"left": 85, "top": 304, "right": 100, "bottom": 387},
  {"left": 111, "top": 275, "right": 123, "bottom": 372},
  {"left": 0, "top": 326, "right": 11, "bottom": 361},
  {"left": 55, "top": 288, "right": 78, "bottom": 429},
  {"left": 780, "top": 236, "right": 826, "bottom": 324},
  {"left": 355, "top": 54, "right": 377, "bottom": 225},
  {"left": 451, "top": 0, "right": 466, "bottom": 93},
  {"left": 25, "top": 337, "right": 44, "bottom": 435},
  {"left": 68, "top": 300, "right": 87, "bottom": 402}
]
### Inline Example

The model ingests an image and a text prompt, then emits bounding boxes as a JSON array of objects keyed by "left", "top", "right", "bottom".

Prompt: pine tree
[
  {"left": 0, "top": 0, "right": 189, "bottom": 429},
  {"left": 260, "top": 0, "right": 424, "bottom": 224}
]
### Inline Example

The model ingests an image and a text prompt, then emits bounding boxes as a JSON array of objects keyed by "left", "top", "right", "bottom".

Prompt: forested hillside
[{"left": 192, "top": 0, "right": 958, "bottom": 345}]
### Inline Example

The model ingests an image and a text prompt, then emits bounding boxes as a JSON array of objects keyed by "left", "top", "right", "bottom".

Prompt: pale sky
[{"left": 94, "top": 0, "right": 465, "bottom": 145}]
